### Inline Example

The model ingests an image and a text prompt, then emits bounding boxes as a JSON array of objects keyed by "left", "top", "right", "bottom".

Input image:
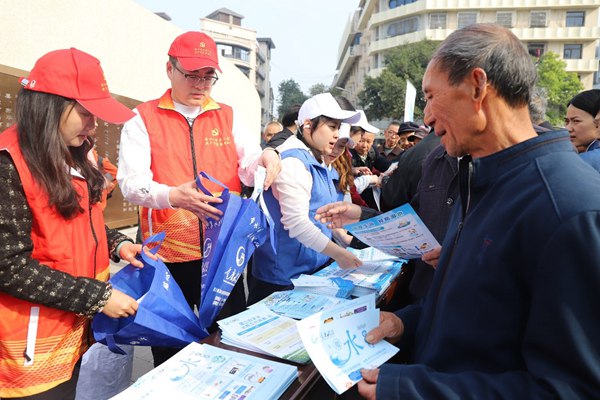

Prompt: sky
[{"left": 133, "top": 0, "right": 360, "bottom": 108}]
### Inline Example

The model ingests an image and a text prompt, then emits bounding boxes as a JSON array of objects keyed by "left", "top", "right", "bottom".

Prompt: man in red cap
[{"left": 117, "top": 31, "right": 281, "bottom": 367}]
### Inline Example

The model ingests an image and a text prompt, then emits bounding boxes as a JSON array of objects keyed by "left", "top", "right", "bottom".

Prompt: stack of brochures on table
[
  {"left": 312, "top": 250, "right": 406, "bottom": 298},
  {"left": 217, "top": 304, "right": 311, "bottom": 364},
  {"left": 111, "top": 342, "right": 297, "bottom": 400},
  {"left": 249, "top": 289, "right": 350, "bottom": 320},
  {"left": 291, "top": 274, "right": 355, "bottom": 298},
  {"left": 296, "top": 294, "right": 399, "bottom": 394}
]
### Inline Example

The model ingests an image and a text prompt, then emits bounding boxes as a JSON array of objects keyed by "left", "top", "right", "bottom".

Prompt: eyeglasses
[{"left": 172, "top": 63, "right": 219, "bottom": 87}]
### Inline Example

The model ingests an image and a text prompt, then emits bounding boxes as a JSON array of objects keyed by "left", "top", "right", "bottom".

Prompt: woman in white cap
[
  {"left": 248, "top": 93, "right": 364, "bottom": 303},
  {"left": 0, "top": 48, "right": 151, "bottom": 399}
]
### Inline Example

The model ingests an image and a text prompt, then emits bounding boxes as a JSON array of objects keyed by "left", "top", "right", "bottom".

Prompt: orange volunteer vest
[
  {"left": 0, "top": 127, "right": 109, "bottom": 398},
  {"left": 136, "top": 90, "right": 241, "bottom": 262}
]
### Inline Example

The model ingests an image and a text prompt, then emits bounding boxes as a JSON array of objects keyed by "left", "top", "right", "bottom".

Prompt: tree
[
  {"left": 535, "top": 52, "right": 583, "bottom": 126},
  {"left": 358, "top": 40, "right": 438, "bottom": 121},
  {"left": 277, "top": 79, "right": 307, "bottom": 118},
  {"left": 308, "top": 83, "right": 329, "bottom": 97}
]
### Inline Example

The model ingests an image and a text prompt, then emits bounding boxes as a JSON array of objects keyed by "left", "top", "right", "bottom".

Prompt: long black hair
[{"left": 15, "top": 89, "right": 105, "bottom": 219}]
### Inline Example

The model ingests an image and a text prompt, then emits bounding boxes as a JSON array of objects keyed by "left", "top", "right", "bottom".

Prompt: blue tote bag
[
  {"left": 92, "top": 232, "right": 206, "bottom": 354},
  {"left": 195, "top": 172, "right": 271, "bottom": 334}
]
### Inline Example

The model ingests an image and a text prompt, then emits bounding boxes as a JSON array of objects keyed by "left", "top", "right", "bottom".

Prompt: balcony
[
  {"left": 368, "top": 29, "right": 451, "bottom": 53},
  {"left": 513, "top": 26, "right": 600, "bottom": 42},
  {"left": 564, "top": 58, "right": 599, "bottom": 73}
]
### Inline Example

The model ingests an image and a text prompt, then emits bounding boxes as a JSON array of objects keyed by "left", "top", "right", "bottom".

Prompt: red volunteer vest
[
  {"left": 136, "top": 91, "right": 241, "bottom": 262},
  {"left": 0, "top": 127, "right": 109, "bottom": 398}
]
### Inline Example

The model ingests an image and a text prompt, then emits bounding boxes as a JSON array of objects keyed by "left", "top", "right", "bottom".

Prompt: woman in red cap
[{"left": 0, "top": 48, "right": 151, "bottom": 399}]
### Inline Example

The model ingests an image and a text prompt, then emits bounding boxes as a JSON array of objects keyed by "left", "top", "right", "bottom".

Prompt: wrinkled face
[
  {"left": 59, "top": 102, "right": 97, "bottom": 147},
  {"left": 423, "top": 61, "right": 477, "bottom": 158},
  {"left": 303, "top": 118, "right": 341, "bottom": 156},
  {"left": 168, "top": 61, "right": 217, "bottom": 107},
  {"left": 384, "top": 124, "right": 400, "bottom": 148},
  {"left": 565, "top": 105, "right": 600, "bottom": 153},
  {"left": 263, "top": 124, "right": 281, "bottom": 143},
  {"left": 355, "top": 132, "right": 375, "bottom": 156}
]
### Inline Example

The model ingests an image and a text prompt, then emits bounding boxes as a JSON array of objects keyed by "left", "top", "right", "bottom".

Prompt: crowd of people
[{"left": 1, "top": 23, "right": 599, "bottom": 400}]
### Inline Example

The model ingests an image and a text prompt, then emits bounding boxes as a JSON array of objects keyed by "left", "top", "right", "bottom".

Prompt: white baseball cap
[
  {"left": 338, "top": 123, "right": 356, "bottom": 148},
  {"left": 354, "top": 110, "right": 379, "bottom": 134},
  {"left": 297, "top": 93, "right": 361, "bottom": 126}
]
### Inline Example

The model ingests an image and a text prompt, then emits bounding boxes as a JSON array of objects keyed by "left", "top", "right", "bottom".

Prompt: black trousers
[
  {"left": 151, "top": 259, "right": 247, "bottom": 367},
  {"left": 10, "top": 359, "right": 81, "bottom": 400}
]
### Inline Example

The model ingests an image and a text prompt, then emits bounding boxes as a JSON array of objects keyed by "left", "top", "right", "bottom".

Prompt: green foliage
[
  {"left": 308, "top": 83, "right": 329, "bottom": 97},
  {"left": 358, "top": 40, "right": 438, "bottom": 121},
  {"left": 535, "top": 52, "right": 583, "bottom": 126},
  {"left": 277, "top": 79, "right": 307, "bottom": 118}
]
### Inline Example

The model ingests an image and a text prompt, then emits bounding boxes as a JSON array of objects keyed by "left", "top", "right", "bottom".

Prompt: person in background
[
  {"left": 249, "top": 93, "right": 362, "bottom": 304},
  {"left": 405, "top": 125, "right": 429, "bottom": 147},
  {"left": 529, "top": 86, "right": 553, "bottom": 133},
  {"left": 0, "top": 48, "right": 149, "bottom": 400},
  {"left": 319, "top": 23, "right": 600, "bottom": 399},
  {"left": 350, "top": 120, "right": 390, "bottom": 209},
  {"left": 376, "top": 121, "right": 403, "bottom": 160},
  {"left": 266, "top": 104, "right": 301, "bottom": 148},
  {"left": 261, "top": 120, "right": 283, "bottom": 146},
  {"left": 565, "top": 89, "right": 600, "bottom": 154},
  {"left": 117, "top": 31, "right": 281, "bottom": 367}
]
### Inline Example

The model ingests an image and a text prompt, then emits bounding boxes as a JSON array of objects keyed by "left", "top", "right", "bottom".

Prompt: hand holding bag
[{"left": 92, "top": 232, "right": 205, "bottom": 354}]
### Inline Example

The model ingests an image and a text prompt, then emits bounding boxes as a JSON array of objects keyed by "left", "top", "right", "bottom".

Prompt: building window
[
  {"left": 566, "top": 11, "right": 585, "bottom": 27},
  {"left": 527, "top": 43, "right": 546, "bottom": 58},
  {"left": 389, "top": 0, "right": 417, "bottom": 9},
  {"left": 352, "top": 33, "right": 362, "bottom": 46},
  {"left": 387, "top": 17, "right": 419, "bottom": 37},
  {"left": 429, "top": 13, "right": 447, "bottom": 29},
  {"left": 496, "top": 12, "right": 514, "bottom": 28},
  {"left": 530, "top": 11, "right": 548, "bottom": 28},
  {"left": 457, "top": 12, "right": 477, "bottom": 29},
  {"left": 563, "top": 44, "right": 583, "bottom": 59}
]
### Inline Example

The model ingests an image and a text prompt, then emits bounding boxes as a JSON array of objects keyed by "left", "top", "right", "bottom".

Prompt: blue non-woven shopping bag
[
  {"left": 92, "top": 232, "right": 206, "bottom": 354},
  {"left": 195, "top": 172, "right": 270, "bottom": 334}
]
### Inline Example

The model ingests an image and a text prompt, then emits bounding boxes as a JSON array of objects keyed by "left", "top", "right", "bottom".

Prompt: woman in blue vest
[{"left": 249, "top": 93, "right": 363, "bottom": 304}]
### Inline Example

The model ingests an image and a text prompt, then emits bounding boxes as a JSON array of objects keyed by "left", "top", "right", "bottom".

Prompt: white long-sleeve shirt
[
  {"left": 117, "top": 99, "right": 262, "bottom": 210},
  {"left": 272, "top": 136, "right": 331, "bottom": 253}
]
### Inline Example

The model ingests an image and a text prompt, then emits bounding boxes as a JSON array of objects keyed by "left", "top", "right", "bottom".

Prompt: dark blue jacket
[{"left": 379, "top": 131, "right": 600, "bottom": 399}]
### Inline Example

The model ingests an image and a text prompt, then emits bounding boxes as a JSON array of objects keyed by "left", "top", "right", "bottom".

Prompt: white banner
[{"left": 404, "top": 80, "right": 417, "bottom": 122}]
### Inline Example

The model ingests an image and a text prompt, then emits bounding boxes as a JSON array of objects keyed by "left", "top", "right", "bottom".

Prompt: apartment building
[
  {"left": 334, "top": 0, "right": 600, "bottom": 104},
  {"left": 201, "top": 8, "right": 276, "bottom": 125}
]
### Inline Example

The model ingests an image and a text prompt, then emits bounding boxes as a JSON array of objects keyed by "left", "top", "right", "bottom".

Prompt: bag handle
[
  {"left": 105, "top": 333, "right": 127, "bottom": 355},
  {"left": 196, "top": 171, "right": 230, "bottom": 197},
  {"left": 140, "top": 231, "right": 166, "bottom": 267}
]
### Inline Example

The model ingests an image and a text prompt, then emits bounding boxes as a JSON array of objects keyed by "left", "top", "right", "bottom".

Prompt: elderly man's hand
[
  {"left": 357, "top": 368, "right": 379, "bottom": 400},
  {"left": 315, "top": 202, "right": 362, "bottom": 229},
  {"left": 365, "top": 311, "right": 404, "bottom": 345}
]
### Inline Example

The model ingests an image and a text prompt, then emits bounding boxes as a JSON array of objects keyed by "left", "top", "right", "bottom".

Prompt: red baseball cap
[
  {"left": 168, "top": 31, "right": 222, "bottom": 73},
  {"left": 19, "top": 48, "right": 135, "bottom": 124}
]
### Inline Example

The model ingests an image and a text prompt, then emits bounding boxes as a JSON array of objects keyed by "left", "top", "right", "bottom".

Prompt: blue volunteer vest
[{"left": 253, "top": 148, "right": 338, "bottom": 285}]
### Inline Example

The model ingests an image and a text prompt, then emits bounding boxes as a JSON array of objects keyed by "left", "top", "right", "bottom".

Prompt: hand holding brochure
[
  {"left": 344, "top": 203, "right": 440, "bottom": 259},
  {"left": 111, "top": 342, "right": 297, "bottom": 400},
  {"left": 296, "top": 294, "right": 399, "bottom": 394}
]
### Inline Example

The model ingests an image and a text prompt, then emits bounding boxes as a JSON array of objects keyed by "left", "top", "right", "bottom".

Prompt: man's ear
[{"left": 472, "top": 68, "right": 488, "bottom": 101}]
